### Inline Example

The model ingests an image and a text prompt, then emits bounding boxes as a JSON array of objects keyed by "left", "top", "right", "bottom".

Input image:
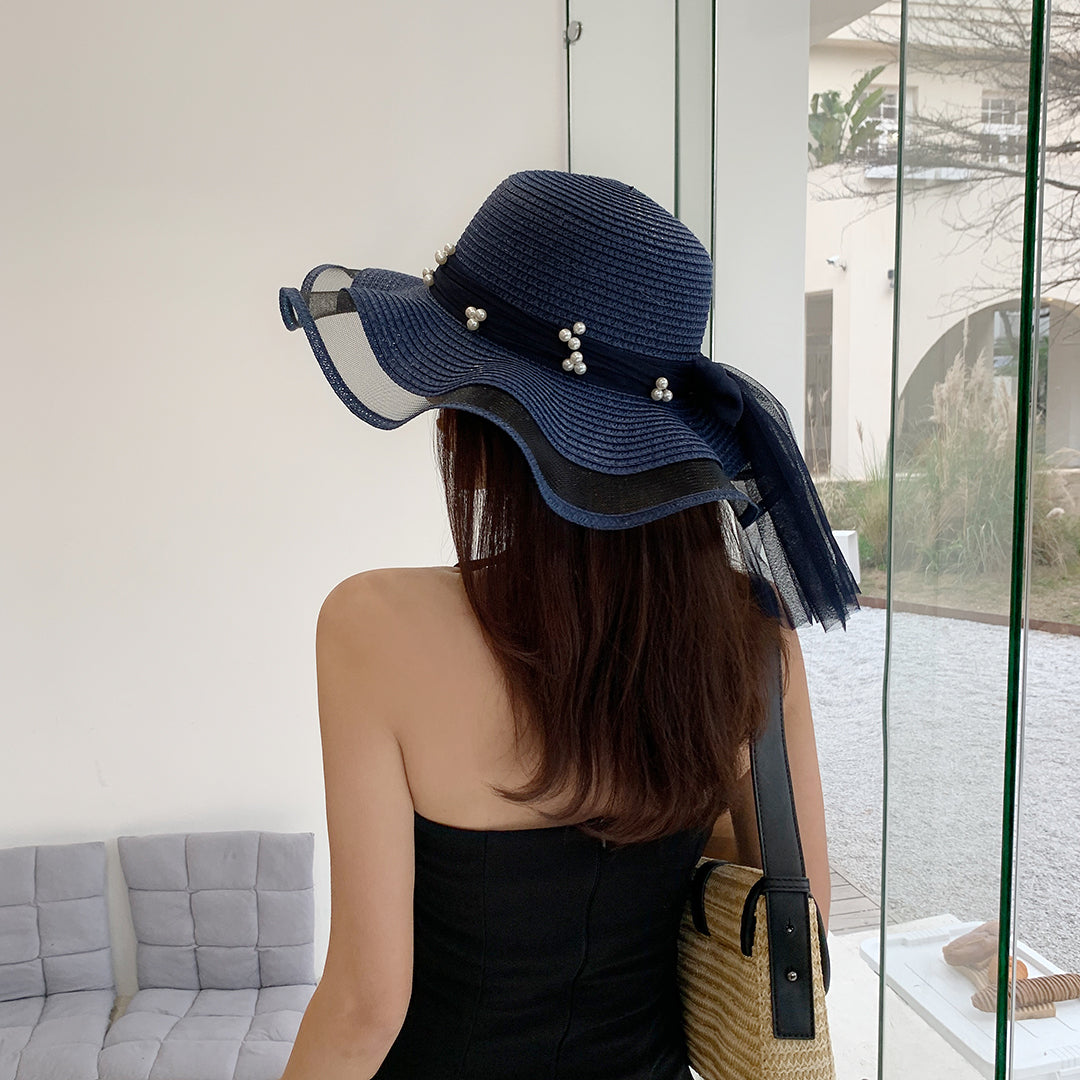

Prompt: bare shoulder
[
  {"left": 317, "top": 565, "right": 467, "bottom": 659},
  {"left": 315, "top": 566, "right": 494, "bottom": 755}
]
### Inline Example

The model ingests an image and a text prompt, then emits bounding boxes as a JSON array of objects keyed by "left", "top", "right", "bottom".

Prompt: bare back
[
  {"left": 369, "top": 565, "right": 594, "bottom": 831},
  {"left": 335, "top": 564, "right": 829, "bottom": 930}
]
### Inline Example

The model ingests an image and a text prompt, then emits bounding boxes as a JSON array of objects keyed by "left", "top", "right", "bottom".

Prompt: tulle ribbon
[{"left": 710, "top": 363, "right": 860, "bottom": 629}]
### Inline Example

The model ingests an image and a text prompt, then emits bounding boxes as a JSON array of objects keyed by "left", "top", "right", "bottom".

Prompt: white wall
[
  {"left": 714, "top": 0, "right": 812, "bottom": 442},
  {"left": 0, "top": 0, "right": 565, "bottom": 995},
  {"left": 567, "top": 0, "right": 677, "bottom": 213}
]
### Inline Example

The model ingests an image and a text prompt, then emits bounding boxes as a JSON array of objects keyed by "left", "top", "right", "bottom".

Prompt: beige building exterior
[{"left": 805, "top": 2, "right": 1080, "bottom": 478}]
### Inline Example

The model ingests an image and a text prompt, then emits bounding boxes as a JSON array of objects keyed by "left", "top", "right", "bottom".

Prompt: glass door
[
  {"left": 879, "top": 0, "right": 1056, "bottom": 1077},
  {"left": 566, "top": 2, "right": 1072, "bottom": 1076}
]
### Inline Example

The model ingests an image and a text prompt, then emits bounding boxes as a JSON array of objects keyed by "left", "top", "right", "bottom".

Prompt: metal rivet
[{"left": 786, "top": 969, "right": 799, "bottom": 982}]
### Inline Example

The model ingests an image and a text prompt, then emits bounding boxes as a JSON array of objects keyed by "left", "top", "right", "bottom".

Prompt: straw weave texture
[{"left": 677, "top": 862, "right": 835, "bottom": 1080}]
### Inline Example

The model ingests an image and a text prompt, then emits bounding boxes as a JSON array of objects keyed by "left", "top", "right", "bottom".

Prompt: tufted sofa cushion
[
  {"left": 103, "top": 831, "right": 317, "bottom": 1080},
  {"left": 97, "top": 985, "right": 315, "bottom": 1080},
  {"left": 0, "top": 841, "right": 115, "bottom": 1080},
  {"left": 116, "top": 831, "right": 316, "bottom": 991},
  {"left": 0, "top": 989, "right": 116, "bottom": 1080},
  {"left": 0, "top": 842, "right": 114, "bottom": 1003}
]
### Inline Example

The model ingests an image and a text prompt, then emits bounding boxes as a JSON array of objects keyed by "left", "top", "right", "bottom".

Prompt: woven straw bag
[{"left": 677, "top": 653, "right": 836, "bottom": 1080}]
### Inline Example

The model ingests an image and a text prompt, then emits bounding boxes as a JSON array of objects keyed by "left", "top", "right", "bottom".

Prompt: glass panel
[
  {"left": 566, "top": 0, "right": 715, "bottom": 254},
  {"left": 569, "top": 3, "right": 895, "bottom": 1070},
  {"left": 567, "top": 0, "right": 715, "bottom": 352},
  {"left": 674, "top": 0, "right": 715, "bottom": 252},
  {"left": 805, "top": 292, "right": 834, "bottom": 474},
  {"left": 1011, "top": 1, "right": 1079, "bottom": 1078},
  {"left": 566, "top": 0, "right": 677, "bottom": 214},
  {"left": 880, "top": 0, "right": 1048, "bottom": 1076},
  {"left": 804, "top": 10, "right": 900, "bottom": 1074},
  {"left": 567, "top": 4, "right": 1054, "bottom": 1077}
]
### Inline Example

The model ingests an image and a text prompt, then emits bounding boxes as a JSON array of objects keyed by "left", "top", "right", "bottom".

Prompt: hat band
[{"left": 426, "top": 257, "right": 744, "bottom": 426}]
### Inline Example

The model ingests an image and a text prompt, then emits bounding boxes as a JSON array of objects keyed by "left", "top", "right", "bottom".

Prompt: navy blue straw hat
[{"left": 279, "top": 170, "right": 858, "bottom": 628}]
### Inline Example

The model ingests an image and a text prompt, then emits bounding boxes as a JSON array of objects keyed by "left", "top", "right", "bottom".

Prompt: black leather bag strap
[{"left": 747, "top": 646, "right": 828, "bottom": 1039}]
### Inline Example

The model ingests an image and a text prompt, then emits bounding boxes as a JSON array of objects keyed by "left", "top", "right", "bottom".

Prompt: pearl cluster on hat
[
  {"left": 423, "top": 240, "right": 677, "bottom": 402},
  {"left": 421, "top": 243, "right": 456, "bottom": 286},
  {"left": 558, "top": 323, "right": 587, "bottom": 376},
  {"left": 465, "top": 305, "right": 487, "bottom": 331}
]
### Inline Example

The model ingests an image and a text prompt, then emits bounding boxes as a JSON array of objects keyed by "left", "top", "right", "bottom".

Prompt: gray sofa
[
  {"left": 99, "top": 831, "right": 316, "bottom": 1080},
  {"left": 0, "top": 841, "right": 116, "bottom": 1080}
]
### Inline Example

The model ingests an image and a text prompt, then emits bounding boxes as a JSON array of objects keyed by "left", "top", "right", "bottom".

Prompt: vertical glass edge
[
  {"left": 565, "top": 0, "right": 573, "bottom": 172},
  {"left": 674, "top": 0, "right": 681, "bottom": 221},
  {"left": 879, "top": 1, "right": 910, "bottom": 1076},
  {"left": 996, "top": 0, "right": 1052, "bottom": 1073},
  {"left": 708, "top": 0, "right": 717, "bottom": 359}
]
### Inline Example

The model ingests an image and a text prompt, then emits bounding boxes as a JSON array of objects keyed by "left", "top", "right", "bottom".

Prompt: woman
[{"left": 277, "top": 171, "right": 858, "bottom": 1080}]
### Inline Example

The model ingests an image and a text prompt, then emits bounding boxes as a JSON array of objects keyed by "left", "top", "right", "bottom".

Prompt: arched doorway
[{"left": 897, "top": 298, "right": 1080, "bottom": 461}]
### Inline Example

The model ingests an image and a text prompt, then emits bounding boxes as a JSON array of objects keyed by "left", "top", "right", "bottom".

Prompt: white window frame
[
  {"left": 980, "top": 92, "right": 1027, "bottom": 165},
  {"left": 862, "top": 85, "right": 918, "bottom": 177}
]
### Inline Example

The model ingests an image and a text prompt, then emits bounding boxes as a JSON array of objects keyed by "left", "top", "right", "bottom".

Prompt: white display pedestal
[
  {"left": 860, "top": 915, "right": 1080, "bottom": 1079},
  {"left": 831, "top": 529, "right": 861, "bottom": 587}
]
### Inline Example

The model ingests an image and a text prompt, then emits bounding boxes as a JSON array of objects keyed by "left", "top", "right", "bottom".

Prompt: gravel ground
[{"left": 798, "top": 606, "right": 1080, "bottom": 973}]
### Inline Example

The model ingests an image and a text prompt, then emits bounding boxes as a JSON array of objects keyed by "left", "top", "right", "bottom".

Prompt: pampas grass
[{"left": 822, "top": 352, "right": 1080, "bottom": 578}]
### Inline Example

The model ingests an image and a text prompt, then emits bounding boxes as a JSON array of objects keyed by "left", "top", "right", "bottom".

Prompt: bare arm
[
  {"left": 702, "top": 627, "right": 830, "bottom": 932},
  {"left": 280, "top": 573, "right": 415, "bottom": 1080}
]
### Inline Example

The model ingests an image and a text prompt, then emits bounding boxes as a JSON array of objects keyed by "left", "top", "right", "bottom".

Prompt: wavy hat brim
[{"left": 280, "top": 264, "right": 756, "bottom": 530}]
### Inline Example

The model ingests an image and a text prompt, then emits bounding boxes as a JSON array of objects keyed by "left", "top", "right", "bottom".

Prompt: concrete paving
[{"left": 799, "top": 606, "right": 1080, "bottom": 975}]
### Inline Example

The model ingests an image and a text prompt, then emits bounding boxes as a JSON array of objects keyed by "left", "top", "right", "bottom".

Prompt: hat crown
[{"left": 453, "top": 171, "right": 713, "bottom": 362}]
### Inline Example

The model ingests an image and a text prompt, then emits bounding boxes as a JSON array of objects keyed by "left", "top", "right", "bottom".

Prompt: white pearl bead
[
  {"left": 465, "top": 306, "right": 478, "bottom": 319},
  {"left": 662, "top": 389, "right": 673, "bottom": 402},
  {"left": 422, "top": 270, "right": 434, "bottom": 286},
  {"left": 573, "top": 360, "right": 587, "bottom": 375},
  {"left": 562, "top": 358, "right": 576, "bottom": 371},
  {"left": 558, "top": 328, "right": 572, "bottom": 342},
  {"left": 573, "top": 322, "right": 586, "bottom": 336},
  {"left": 655, "top": 377, "right": 669, "bottom": 390},
  {"left": 567, "top": 337, "right": 580, "bottom": 351},
  {"left": 435, "top": 250, "right": 447, "bottom": 265},
  {"left": 476, "top": 308, "right": 487, "bottom": 321},
  {"left": 446, "top": 243, "right": 456, "bottom": 255},
  {"left": 466, "top": 318, "right": 479, "bottom": 331},
  {"left": 568, "top": 351, "right": 581, "bottom": 364},
  {"left": 651, "top": 388, "right": 664, "bottom": 401}
]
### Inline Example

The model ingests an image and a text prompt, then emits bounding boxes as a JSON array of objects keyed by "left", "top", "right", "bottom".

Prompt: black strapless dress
[{"left": 371, "top": 810, "right": 709, "bottom": 1080}]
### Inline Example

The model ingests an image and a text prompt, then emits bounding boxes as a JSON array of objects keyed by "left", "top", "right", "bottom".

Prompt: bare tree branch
[{"left": 810, "top": 0, "right": 1080, "bottom": 305}]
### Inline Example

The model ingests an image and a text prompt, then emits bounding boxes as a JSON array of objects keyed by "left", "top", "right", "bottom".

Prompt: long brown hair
[{"left": 436, "top": 408, "right": 786, "bottom": 846}]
